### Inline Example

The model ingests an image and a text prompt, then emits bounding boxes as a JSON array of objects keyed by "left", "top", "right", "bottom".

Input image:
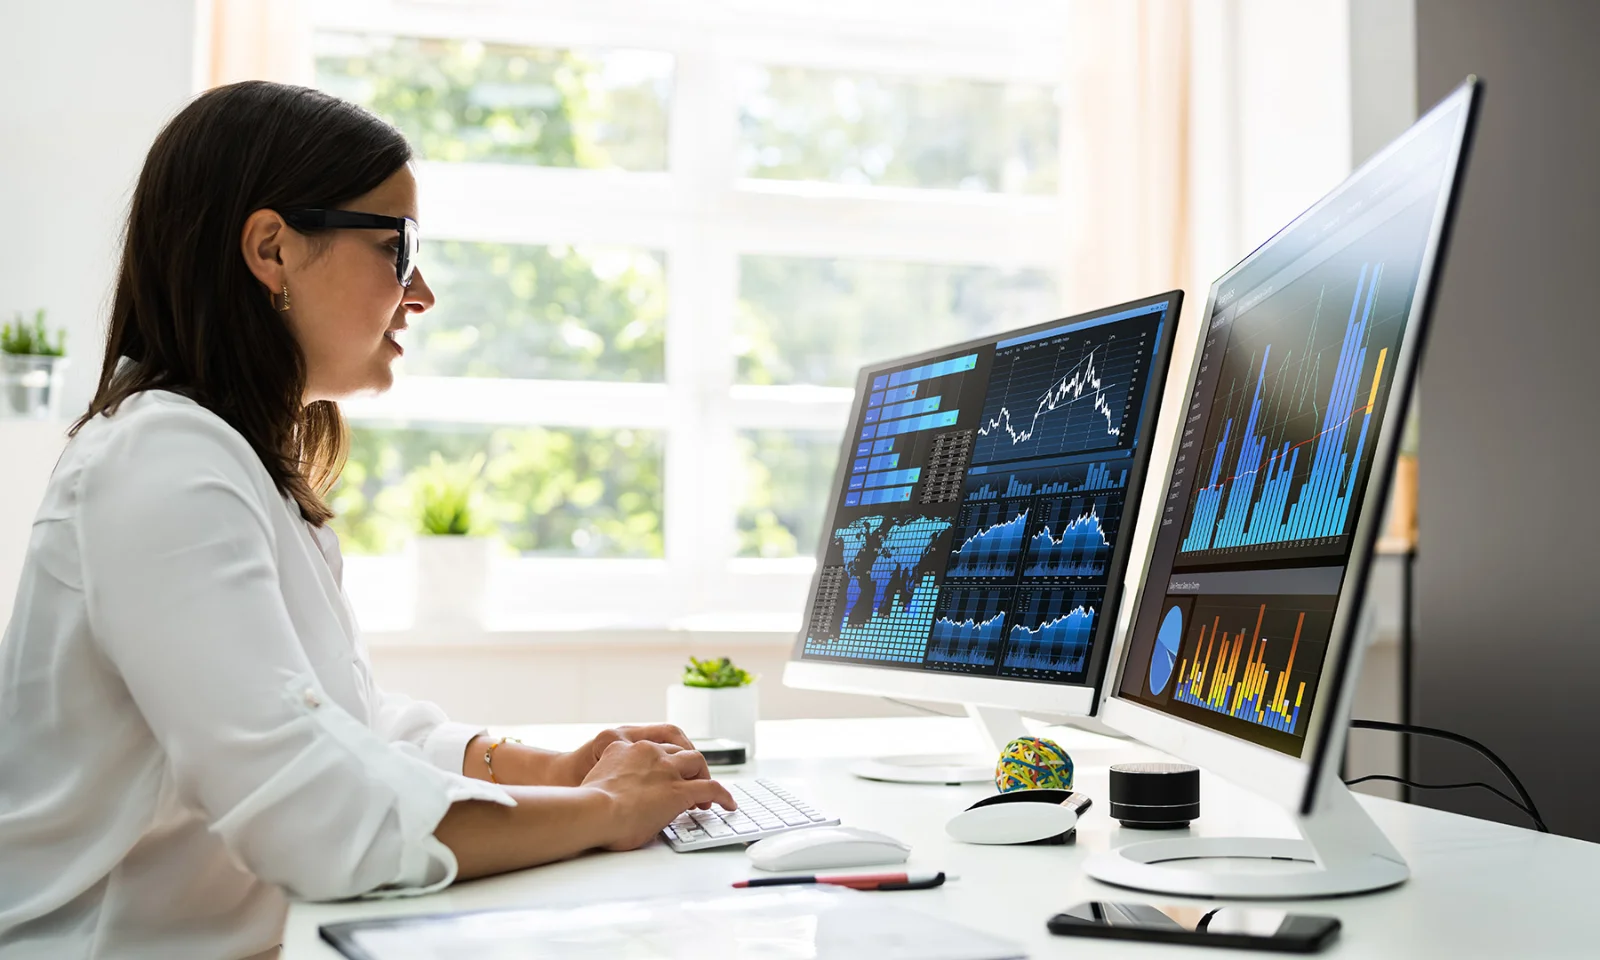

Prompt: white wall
[{"left": 0, "top": 0, "right": 202, "bottom": 418}]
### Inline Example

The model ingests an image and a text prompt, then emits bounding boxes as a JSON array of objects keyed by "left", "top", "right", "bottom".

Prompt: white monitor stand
[
  {"left": 849, "top": 705, "right": 1129, "bottom": 785},
  {"left": 1084, "top": 759, "right": 1409, "bottom": 899}
]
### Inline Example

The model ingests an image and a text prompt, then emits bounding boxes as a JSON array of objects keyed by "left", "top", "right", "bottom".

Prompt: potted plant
[
  {"left": 666, "top": 656, "right": 760, "bottom": 757},
  {"left": 409, "top": 452, "right": 494, "bottom": 631},
  {"left": 1, "top": 309, "right": 68, "bottom": 419}
]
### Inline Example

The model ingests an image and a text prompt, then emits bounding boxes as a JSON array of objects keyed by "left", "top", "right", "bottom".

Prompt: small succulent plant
[{"left": 681, "top": 656, "right": 755, "bottom": 688}]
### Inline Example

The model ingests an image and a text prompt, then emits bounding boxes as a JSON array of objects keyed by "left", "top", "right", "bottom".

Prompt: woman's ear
[{"left": 240, "top": 208, "right": 288, "bottom": 292}]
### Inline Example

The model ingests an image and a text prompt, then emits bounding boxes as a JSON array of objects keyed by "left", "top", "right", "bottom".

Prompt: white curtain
[
  {"left": 1060, "top": 0, "right": 1194, "bottom": 314},
  {"left": 205, "top": 0, "right": 313, "bottom": 88}
]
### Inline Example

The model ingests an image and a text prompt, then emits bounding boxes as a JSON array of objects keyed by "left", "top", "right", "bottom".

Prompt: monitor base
[
  {"left": 1085, "top": 772, "right": 1409, "bottom": 899},
  {"left": 849, "top": 704, "right": 1027, "bottom": 784}
]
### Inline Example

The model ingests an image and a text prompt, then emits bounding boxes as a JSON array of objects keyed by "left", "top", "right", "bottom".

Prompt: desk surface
[{"left": 284, "top": 717, "right": 1593, "bottom": 959}]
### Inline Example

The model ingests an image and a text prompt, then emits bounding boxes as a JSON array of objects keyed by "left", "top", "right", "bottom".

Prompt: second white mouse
[
  {"left": 746, "top": 826, "right": 911, "bottom": 872},
  {"left": 945, "top": 789, "right": 1092, "bottom": 845}
]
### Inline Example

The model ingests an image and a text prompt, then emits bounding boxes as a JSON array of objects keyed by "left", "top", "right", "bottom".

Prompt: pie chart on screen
[{"left": 1149, "top": 604, "right": 1184, "bottom": 695}]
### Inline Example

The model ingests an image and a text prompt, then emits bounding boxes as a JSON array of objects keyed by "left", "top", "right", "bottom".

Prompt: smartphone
[{"left": 1048, "top": 901, "right": 1340, "bottom": 953}]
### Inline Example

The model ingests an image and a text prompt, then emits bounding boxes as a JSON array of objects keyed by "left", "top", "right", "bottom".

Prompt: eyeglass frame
[{"left": 279, "top": 209, "right": 420, "bottom": 287}]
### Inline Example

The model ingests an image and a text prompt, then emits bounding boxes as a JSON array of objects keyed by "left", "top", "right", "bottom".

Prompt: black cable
[
  {"left": 1344, "top": 774, "right": 1546, "bottom": 832},
  {"left": 1349, "top": 719, "right": 1547, "bottom": 832}
]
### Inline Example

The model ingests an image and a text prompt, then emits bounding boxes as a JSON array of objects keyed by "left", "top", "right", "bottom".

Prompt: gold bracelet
[{"left": 483, "top": 735, "right": 522, "bottom": 784}]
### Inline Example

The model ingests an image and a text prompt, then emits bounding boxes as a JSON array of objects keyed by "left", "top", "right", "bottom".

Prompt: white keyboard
[{"left": 661, "top": 778, "right": 839, "bottom": 851}]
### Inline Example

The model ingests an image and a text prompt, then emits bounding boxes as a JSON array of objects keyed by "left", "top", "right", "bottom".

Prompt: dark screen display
[
  {"left": 1114, "top": 93, "right": 1471, "bottom": 755},
  {"left": 797, "top": 294, "right": 1179, "bottom": 690}
]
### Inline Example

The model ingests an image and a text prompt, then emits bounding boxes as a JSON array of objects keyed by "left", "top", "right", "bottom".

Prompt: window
[{"left": 317, "top": 0, "right": 1072, "bottom": 630}]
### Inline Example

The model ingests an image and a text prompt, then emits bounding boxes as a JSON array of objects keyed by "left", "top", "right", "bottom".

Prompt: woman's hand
[
  {"left": 553, "top": 724, "right": 697, "bottom": 787},
  {"left": 467, "top": 724, "right": 697, "bottom": 788},
  {"left": 581, "top": 740, "right": 737, "bottom": 851}
]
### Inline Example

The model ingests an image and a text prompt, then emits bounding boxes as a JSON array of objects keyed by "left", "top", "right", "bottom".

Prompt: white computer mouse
[
  {"left": 745, "top": 826, "right": 911, "bottom": 872},
  {"left": 945, "top": 789, "right": 1090, "bottom": 845}
]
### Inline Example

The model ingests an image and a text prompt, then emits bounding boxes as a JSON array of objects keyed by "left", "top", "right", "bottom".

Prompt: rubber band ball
[{"left": 995, "top": 736, "right": 1074, "bottom": 792}]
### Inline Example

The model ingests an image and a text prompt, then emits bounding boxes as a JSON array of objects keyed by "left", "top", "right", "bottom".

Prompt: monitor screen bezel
[
  {"left": 1099, "top": 78, "right": 1481, "bottom": 813},
  {"left": 786, "top": 289, "right": 1185, "bottom": 712}
]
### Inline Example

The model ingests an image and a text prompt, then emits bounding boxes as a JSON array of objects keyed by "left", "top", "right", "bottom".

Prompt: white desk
[{"left": 284, "top": 717, "right": 1595, "bottom": 958}]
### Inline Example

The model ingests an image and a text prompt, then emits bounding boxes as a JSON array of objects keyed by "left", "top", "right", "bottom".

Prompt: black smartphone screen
[{"left": 1049, "top": 902, "right": 1340, "bottom": 953}]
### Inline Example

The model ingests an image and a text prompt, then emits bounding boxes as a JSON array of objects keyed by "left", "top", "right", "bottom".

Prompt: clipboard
[{"left": 320, "top": 886, "right": 1024, "bottom": 960}]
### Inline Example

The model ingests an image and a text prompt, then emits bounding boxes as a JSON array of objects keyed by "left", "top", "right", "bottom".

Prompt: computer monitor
[
  {"left": 1091, "top": 78, "right": 1481, "bottom": 898},
  {"left": 784, "top": 291, "right": 1183, "bottom": 782}
]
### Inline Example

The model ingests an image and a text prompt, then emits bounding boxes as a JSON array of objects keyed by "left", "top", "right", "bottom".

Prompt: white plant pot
[
  {"left": 666, "top": 683, "right": 759, "bottom": 758},
  {"left": 0, "top": 354, "right": 68, "bottom": 420},
  {"left": 413, "top": 535, "right": 492, "bottom": 631}
]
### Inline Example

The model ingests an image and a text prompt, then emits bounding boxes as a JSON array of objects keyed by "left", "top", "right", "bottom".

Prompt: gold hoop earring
[{"left": 275, "top": 283, "right": 291, "bottom": 313}]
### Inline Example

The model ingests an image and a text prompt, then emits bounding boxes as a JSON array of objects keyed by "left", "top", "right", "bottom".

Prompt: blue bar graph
[
  {"left": 864, "top": 409, "right": 961, "bottom": 440},
  {"left": 863, "top": 468, "right": 921, "bottom": 489},
  {"left": 967, "top": 460, "right": 1129, "bottom": 501},
  {"left": 887, "top": 353, "right": 978, "bottom": 388},
  {"left": 859, "top": 486, "right": 913, "bottom": 505},
  {"left": 1181, "top": 263, "right": 1391, "bottom": 555},
  {"left": 884, "top": 384, "right": 919, "bottom": 403}
]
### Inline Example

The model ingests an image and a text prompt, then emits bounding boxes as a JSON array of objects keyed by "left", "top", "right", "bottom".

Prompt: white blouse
[{"left": 0, "top": 385, "right": 514, "bottom": 960}]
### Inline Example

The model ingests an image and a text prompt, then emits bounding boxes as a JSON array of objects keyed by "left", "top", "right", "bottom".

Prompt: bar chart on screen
[
  {"left": 1179, "top": 262, "right": 1398, "bottom": 560},
  {"left": 1166, "top": 595, "right": 1333, "bottom": 735}
]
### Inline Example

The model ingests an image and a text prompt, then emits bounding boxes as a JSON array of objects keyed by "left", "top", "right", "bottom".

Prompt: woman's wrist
[{"left": 462, "top": 735, "right": 575, "bottom": 786}]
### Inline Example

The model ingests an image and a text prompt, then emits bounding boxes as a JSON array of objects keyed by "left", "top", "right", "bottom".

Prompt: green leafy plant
[
  {"left": 1, "top": 309, "right": 66, "bottom": 357},
  {"left": 681, "top": 656, "right": 756, "bottom": 689},
  {"left": 412, "top": 452, "right": 487, "bottom": 536}
]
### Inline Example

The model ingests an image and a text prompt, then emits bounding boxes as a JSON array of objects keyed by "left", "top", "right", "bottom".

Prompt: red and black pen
[{"left": 732, "top": 871, "right": 950, "bottom": 891}]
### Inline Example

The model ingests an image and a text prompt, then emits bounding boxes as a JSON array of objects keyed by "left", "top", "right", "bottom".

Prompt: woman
[{"left": 0, "top": 81, "right": 734, "bottom": 959}]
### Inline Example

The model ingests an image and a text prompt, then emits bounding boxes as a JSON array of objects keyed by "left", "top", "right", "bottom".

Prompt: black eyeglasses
[{"left": 280, "top": 209, "right": 420, "bottom": 287}]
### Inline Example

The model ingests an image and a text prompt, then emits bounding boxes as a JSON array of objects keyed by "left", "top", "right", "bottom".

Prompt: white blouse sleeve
[
  {"left": 75, "top": 408, "right": 513, "bottom": 903},
  {"left": 367, "top": 681, "right": 490, "bottom": 777}
]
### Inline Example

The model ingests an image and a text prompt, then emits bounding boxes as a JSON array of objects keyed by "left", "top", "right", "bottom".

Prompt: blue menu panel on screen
[{"left": 799, "top": 294, "right": 1180, "bottom": 687}]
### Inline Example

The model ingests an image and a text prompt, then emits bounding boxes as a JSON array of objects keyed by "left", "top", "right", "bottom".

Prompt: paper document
[{"left": 320, "top": 886, "right": 1025, "bottom": 960}]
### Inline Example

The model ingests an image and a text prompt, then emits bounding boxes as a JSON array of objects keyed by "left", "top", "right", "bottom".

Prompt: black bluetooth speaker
[{"left": 1108, "top": 762, "right": 1201, "bottom": 829}]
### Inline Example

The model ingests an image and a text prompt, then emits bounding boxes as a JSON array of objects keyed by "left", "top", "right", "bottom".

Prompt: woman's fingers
[
  {"left": 667, "top": 748, "right": 712, "bottom": 783},
  {"left": 681, "top": 777, "right": 738, "bottom": 813},
  {"left": 615, "top": 723, "right": 695, "bottom": 751}
]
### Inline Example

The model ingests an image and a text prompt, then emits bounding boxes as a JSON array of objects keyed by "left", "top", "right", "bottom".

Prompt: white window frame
[{"left": 319, "top": 0, "right": 1074, "bottom": 634}]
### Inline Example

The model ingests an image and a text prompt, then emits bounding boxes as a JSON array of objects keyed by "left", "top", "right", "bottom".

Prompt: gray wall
[{"left": 1414, "top": 0, "right": 1600, "bottom": 838}]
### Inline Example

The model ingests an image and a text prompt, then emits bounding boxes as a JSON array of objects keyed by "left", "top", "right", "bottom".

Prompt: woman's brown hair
[{"left": 69, "top": 80, "right": 412, "bottom": 525}]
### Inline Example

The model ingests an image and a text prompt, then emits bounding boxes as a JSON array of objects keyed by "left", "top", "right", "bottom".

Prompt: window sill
[{"left": 362, "top": 612, "right": 802, "bottom": 649}]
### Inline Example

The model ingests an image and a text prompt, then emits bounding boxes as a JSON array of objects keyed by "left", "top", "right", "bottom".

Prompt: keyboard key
[
  {"left": 704, "top": 821, "right": 735, "bottom": 838},
  {"left": 779, "top": 810, "right": 809, "bottom": 826}
]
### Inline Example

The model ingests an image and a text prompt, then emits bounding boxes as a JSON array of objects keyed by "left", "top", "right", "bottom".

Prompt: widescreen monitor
[
  {"left": 1094, "top": 78, "right": 1480, "bottom": 898},
  {"left": 784, "top": 292, "right": 1182, "bottom": 735}
]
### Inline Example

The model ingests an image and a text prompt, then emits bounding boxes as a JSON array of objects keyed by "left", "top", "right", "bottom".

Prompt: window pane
[
  {"left": 331, "top": 424, "right": 664, "bottom": 558},
  {"left": 406, "top": 241, "right": 666, "bottom": 381},
  {"left": 736, "top": 430, "right": 844, "bottom": 559},
  {"left": 315, "top": 33, "right": 671, "bottom": 170},
  {"left": 736, "top": 256, "right": 1057, "bottom": 386},
  {"left": 738, "top": 67, "right": 1059, "bottom": 194}
]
